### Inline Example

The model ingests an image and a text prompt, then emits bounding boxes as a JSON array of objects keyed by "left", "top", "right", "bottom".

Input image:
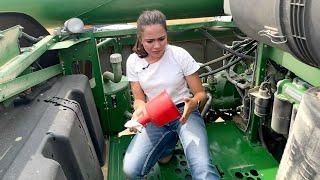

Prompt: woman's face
[{"left": 140, "top": 24, "right": 167, "bottom": 61}]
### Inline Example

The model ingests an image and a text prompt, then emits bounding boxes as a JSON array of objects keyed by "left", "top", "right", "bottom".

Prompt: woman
[{"left": 123, "top": 10, "right": 220, "bottom": 179}]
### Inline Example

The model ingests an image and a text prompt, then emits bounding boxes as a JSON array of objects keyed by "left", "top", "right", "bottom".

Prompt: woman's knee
[
  {"left": 123, "top": 154, "right": 143, "bottom": 178},
  {"left": 123, "top": 166, "right": 140, "bottom": 179},
  {"left": 123, "top": 158, "right": 140, "bottom": 179}
]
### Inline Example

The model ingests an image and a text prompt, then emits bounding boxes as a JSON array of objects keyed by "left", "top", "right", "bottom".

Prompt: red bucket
[{"left": 138, "top": 90, "right": 181, "bottom": 127}]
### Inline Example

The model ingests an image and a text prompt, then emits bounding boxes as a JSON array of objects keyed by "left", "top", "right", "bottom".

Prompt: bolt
[{"left": 245, "top": 69, "right": 253, "bottom": 75}]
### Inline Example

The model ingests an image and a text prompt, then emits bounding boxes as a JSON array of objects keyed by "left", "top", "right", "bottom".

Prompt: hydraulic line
[
  {"left": 200, "top": 39, "right": 255, "bottom": 68},
  {"left": 198, "top": 62, "right": 213, "bottom": 72},
  {"left": 201, "top": 93, "right": 213, "bottom": 117},
  {"left": 199, "top": 44, "right": 257, "bottom": 78},
  {"left": 225, "top": 69, "right": 251, "bottom": 89},
  {"left": 199, "top": 28, "right": 255, "bottom": 60},
  {"left": 258, "top": 119, "right": 268, "bottom": 149},
  {"left": 21, "top": 32, "right": 43, "bottom": 43}
]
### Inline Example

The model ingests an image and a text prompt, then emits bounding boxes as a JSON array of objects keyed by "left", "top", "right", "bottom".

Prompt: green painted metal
[
  {"left": 107, "top": 122, "right": 278, "bottom": 179},
  {"left": 104, "top": 76, "right": 132, "bottom": 133},
  {"left": 107, "top": 136, "right": 131, "bottom": 180},
  {"left": 58, "top": 32, "right": 110, "bottom": 133},
  {"left": 254, "top": 44, "right": 268, "bottom": 86},
  {"left": 208, "top": 72, "right": 241, "bottom": 110},
  {"left": 108, "top": 135, "right": 193, "bottom": 180},
  {"left": 267, "top": 46, "right": 320, "bottom": 87},
  {"left": 49, "top": 37, "right": 91, "bottom": 50},
  {"left": 109, "top": 27, "right": 236, "bottom": 48},
  {"left": 97, "top": 38, "right": 119, "bottom": 51},
  {"left": 275, "top": 79, "right": 308, "bottom": 105},
  {"left": 93, "top": 20, "right": 235, "bottom": 38},
  {"left": 0, "top": 26, "right": 21, "bottom": 67},
  {"left": 57, "top": 33, "right": 128, "bottom": 134},
  {"left": 0, "top": 33, "right": 56, "bottom": 83},
  {"left": 247, "top": 44, "right": 269, "bottom": 143},
  {"left": 208, "top": 122, "right": 278, "bottom": 180},
  {"left": 0, "top": 64, "right": 62, "bottom": 102},
  {"left": 0, "top": 0, "right": 223, "bottom": 27}
]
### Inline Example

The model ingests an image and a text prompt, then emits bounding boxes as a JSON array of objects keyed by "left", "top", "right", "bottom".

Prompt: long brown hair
[{"left": 133, "top": 10, "right": 167, "bottom": 58}]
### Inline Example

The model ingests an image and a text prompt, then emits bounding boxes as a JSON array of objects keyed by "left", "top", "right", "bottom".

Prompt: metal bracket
[
  {"left": 0, "top": 65, "right": 62, "bottom": 102},
  {"left": 258, "top": 26, "right": 287, "bottom": 44}
]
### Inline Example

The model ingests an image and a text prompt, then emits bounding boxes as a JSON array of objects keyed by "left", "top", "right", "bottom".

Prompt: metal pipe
[
  {"left": 199, "top": 39, "right": 254, "bottom": 68},
  {"left": 0, "top": 35, "right": 56, "bottom": 84},
  {"left": 97, "top": 38, "right": 118, "bottom": 51},
  {"left": 199, "top": 44, "right": 257, "bottom": 78},
  {"left": 98, "top": 38, "right": 122, "bottom": 83},
  {"left": 200, "top": 54, "right": 233, "bottom": 68},
  {"left": 103, "top": 53, "right": 122, "bottom": 83},
  {"left": 201, "top": 93, "right": 213, "bottom": 118}
]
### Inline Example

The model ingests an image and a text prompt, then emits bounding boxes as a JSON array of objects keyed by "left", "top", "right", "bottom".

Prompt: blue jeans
[{"left": 123, "top": 108, "right": 220, "bottom": 179}]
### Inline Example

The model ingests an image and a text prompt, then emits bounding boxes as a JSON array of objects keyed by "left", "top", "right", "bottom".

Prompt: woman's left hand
[{"left": 179, "top": 97, "right": 198, "bottom": 124}]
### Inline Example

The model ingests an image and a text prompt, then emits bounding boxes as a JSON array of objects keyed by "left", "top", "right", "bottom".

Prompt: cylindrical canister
[{"left": 271, "top": 96, "right": 292, "bottom": 135}]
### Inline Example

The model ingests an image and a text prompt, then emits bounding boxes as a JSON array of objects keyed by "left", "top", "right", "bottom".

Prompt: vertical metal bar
[
  {"left": 248, "top": 43, "right": 268, "bottom": 143},
  {"left": 59, "top": 32, "right": 110, "bottom": 134}
]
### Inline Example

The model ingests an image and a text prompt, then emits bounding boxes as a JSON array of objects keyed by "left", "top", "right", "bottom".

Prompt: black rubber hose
[
  {"left": 200, "top": 39, "right": 255, "bottom": 68},
  {"left": 200, "top": 53, "right": 233, "bottom": 68},
  {"left": 198, "top": 28, "right": 255, "bottom": 60},
  {"left": 258, "top": 122, "right": 268, "bottom": 149},
  {"left": 199, "top": 44, "right": 257, "bottom": 78},
  {"left": 21, "top": 32, "right": 43, "bottom": 43},
  {"left": 227, "top": 40, "right": 256, "bottom": 63}
]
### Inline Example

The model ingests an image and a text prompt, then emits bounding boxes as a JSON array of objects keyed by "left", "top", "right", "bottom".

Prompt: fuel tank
[
  {"left": 230, "top": 0, "right": 320, "bottom": 68},
  {"left": 0, "top": 0, "right": 224, "bottom": 27}
]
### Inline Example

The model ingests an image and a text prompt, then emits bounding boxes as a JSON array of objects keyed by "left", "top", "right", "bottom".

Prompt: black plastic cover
[{"left": 0, "top": 75, "right": 105, "bottom": 180}]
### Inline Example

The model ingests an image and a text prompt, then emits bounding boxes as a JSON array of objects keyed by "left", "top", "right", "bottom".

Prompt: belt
[{"left": 176, "top": 102, "right": 185, "bottom": 108}]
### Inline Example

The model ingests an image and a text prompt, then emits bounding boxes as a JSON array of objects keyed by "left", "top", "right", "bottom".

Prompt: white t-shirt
[{"left": 126, "top": 45, "right": 200, "bottom": 104}]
